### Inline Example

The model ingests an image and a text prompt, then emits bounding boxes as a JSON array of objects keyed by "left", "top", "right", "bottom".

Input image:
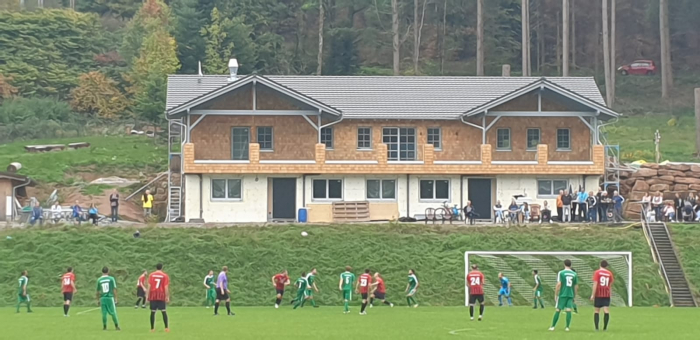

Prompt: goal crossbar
[{"left": 464, "top": 251, "right": 633, "bottom": 307}]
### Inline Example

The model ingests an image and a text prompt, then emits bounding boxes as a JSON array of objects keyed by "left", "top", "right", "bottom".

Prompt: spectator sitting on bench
[
  {"left": 29, "top": 202, "right": 43, "bottom": 226},
  {"left": 463, "top": 200, "right": 478, "bottom": 225},
  {"left": 682, "top": 201, "right": 694, "bottom": 222},
  {"left": 540, "top": 201, "right": 552, "bottom": 223},
  {"left": 51, "top": 201, "right": 62, "bottom": 224},
  {"left": 493, "top": 200, "right": 504, "bottom": 223},
  {"left": 71, "top": 200, "right": 83, "bottom": 225},
  {"left": 663, "top": 202, "right": 676, "bottom": 222},
  {"left": 508, "top": 199, "right": 519, "bottom": 223}
]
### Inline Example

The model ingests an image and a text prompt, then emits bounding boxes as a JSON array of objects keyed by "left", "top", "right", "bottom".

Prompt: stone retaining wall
[{"left": 620, "top": 163, "right": 700, "bottom": 218}]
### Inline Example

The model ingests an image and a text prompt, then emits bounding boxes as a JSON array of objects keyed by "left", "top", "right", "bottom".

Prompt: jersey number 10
[{"left": 101, "top": 282, "right": 110, "bottom": 293}]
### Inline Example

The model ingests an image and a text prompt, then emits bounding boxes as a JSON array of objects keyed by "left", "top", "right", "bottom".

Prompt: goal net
[{"left": 464, "top": 251, "right": 633, "bottom": 307}]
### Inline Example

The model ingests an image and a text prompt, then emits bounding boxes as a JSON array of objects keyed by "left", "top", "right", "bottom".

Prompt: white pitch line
[{"left": 77, "top": 307, "right": 100, "bottom": 315}]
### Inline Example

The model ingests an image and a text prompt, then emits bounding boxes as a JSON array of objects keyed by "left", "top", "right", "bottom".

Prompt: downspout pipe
[
  {"left": 406, "top": 174, "right": 410, "bottom": 219},
  {"left": 596, "top": 117, "right": 619, "bottom": 145},
  {"left": 11, "top": 178, "right": 31, "bottom": 221},
  {"left": 199, "top": 174, "right": 203, "bottom": 220}
]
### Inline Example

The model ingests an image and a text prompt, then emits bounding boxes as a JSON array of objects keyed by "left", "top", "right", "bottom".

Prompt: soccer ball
[{"left": 301, "top": 231, "right": 309, "bottom": 237}]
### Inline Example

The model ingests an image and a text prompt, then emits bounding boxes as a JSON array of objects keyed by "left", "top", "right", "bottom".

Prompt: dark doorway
[
  {"left": 468, "top": 178, "right": 492, "bottom": 220},
  {"left": 272, "top": 178, "right": 296, "bottom": 220}
]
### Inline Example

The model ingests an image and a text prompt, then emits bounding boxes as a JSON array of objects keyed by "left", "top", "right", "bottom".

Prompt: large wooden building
[{"left": 165, "top": 63, "right": 619, "bottom": 223}]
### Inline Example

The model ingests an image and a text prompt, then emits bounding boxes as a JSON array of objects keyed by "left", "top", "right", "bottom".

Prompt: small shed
[{"left": 0, "top": 171, "right": 32, "bottom": 222}]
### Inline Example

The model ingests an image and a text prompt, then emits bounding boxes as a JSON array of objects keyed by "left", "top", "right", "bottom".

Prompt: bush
[{"left": 0, "top": 97, "right": 86, "bottom": 143}]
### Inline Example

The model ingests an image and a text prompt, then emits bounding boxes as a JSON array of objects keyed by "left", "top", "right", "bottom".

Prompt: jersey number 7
[{"left": 154, "top": 278, "right": 161, "bottom": 289}]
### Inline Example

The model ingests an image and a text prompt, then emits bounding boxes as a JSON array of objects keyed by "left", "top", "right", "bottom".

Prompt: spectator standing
[
  {"left": 597, "top": 189, "right": 606, "bottom": 222},
  {"left": 109, "top": 189, "right": 120, "bottom": 223},
  {"left": 51, "top": 201, "right": 62, "bottom": 224},
  {"left": 561, "top": 190, "right": 572, "bottom": 223},
  {"left": 674, "top": 193, "right": 684, "bottom": 218},
  {"left": 142, "top": 190, "right": 154, "bottom": 218},
  {"left": 586, "top": 191, "right": 598, "bottom": 222},
  {"left": 556, "top": 190, "right": 564, "bottom": 222},
  {"left": 641, "top": 192, "right": 652, "bottom": 214},
  {"left": 540, "top": 201, "right": 552, "bottom": 223},
  {"left": 29, "top": 202, "right": 43, "bottom": 226},
  {"left": 687, "top": 192, "right": 697, "bottom": 207},
  {"left": 88, "top": 203, "right": 99, "bottom": 226},
  {"left": 651, "top": 192, "right": 664, "bottom": 222},
  {"left": 612, "top": 191, "right": 625, "bottom": 223},
  {"left": 71, "top": 201, "right": 83, "bottom": 225},
  {"left": 521, "top": 202, "right": 531, "bottom": 223},
  {"left": 493, "top": 200, "right": 504, "bottom": 223},
  {"left": 577, "top": 190, "right": 589, "bottom": 222},
  {"left": 463, "top": 201, "right": 476, "bottom": 225}
]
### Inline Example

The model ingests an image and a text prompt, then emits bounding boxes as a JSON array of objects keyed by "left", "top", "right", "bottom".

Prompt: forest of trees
[{"left": 1, "top": 0, "right": 700, "bottom": 135}]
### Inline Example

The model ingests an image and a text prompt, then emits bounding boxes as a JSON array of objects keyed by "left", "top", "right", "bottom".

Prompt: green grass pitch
[{"left": 4, "top": 306, "right": 697, "bottom": 339}]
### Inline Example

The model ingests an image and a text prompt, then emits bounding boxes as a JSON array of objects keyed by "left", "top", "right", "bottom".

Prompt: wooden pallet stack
[{"left": 332, "top": 201, "right": 370, "bottom": 222}]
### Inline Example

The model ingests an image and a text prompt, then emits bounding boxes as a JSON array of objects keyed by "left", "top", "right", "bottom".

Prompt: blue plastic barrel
[{"left": 298, "top": 208, "right": 308, "bottom": 223}]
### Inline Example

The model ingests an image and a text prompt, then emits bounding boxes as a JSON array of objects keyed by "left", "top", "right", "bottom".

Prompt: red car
[{"left": 618, "top": 60, "right": 656, "bottom": 76}]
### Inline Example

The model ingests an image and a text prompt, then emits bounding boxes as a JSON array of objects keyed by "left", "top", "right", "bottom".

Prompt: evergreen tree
[
  {"left": 201, "top": 7, "right": 256, "bottom": 74},
  {"left": 173, "top": 0, "right": 207, "bottom": 74}
]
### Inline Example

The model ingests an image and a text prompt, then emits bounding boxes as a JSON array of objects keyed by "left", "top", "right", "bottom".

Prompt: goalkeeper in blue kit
[{"left": 498, "top": 273, "right": 512, "bottom": 306}]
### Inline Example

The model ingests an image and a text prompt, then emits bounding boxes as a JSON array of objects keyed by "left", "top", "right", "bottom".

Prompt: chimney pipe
[
  {"left": 502, "top": 64, "right": 511, "bottom": 77},
  {"left": 228, "top": 59, "right": 239, "bottom": 82}
]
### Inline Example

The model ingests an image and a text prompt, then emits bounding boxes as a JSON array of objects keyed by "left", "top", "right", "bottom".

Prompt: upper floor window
[
  {"left": 427, "top": 128, "right": 442, "bottom": 151},
  {"left": 357, "top": 127, "right": 372, "bottom": 150},
  {"left": 527, "top": 128, "right": 540, "bottom": 151},
  {"left": 383, "top": 127, "right": 416, "bottom": 161},
  {"left": 231, "top": 127, "right": 250, "bottom": 160},
  {"left": 496, "top": 128, "right": 511, "bottom": 150},
  {"left": 557, "top": 128, "right": 571, "bottom": 150},
  {"left": 321, "top": 127, "right": 334, "bottom": 149},
  {"left": 257, "top": 126, "right": 273, "bottom": 151}
]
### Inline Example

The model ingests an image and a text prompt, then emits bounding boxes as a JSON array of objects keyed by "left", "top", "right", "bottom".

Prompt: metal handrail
[
  {"left": 640, "top": 203, "right": 674, "bottom": 306},
  {"left": 125, "top": 172, "right": 168, "bottom": 201},
  {"left": 656, "top": 213, "right": 698, "bottom": 307}
]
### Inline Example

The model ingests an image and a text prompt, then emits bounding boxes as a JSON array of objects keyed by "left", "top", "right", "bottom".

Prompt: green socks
[
  {"left": 566, "top": 311, "right": 572, "bottom": 328},
  {"left": 551, "top": 311, "right": 560, "bottom": 327},
  {"left": 310, "top": 299, "right": 317, "bottom": 307},
  {"left": 293, "top": 299, "right": 303, "bottom": 309},
  {"left": 344, "top": 301, "right": 349, "bottom": 312}
]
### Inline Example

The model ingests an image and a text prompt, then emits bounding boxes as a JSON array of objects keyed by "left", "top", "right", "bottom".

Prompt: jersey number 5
[
  {"left": 599, "top": 276, "right": 610, "bottom": 287},
  {"left": 470, "top": 277, "right": 481, "bottom": 285}
]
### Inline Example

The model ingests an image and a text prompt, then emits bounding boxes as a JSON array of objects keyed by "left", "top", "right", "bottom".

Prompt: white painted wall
[
  {"left": 408, "top": 175, "right": 463, "bottom": 217},
  {"left": 185, "top": 174, "right": 268, "bottom": 223},
  {"left": 496, "top": 174, "right": 602, "bottom": 208}
]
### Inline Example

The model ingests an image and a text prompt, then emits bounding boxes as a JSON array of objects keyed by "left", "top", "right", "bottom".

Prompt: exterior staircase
[{"left": 645, "top": 220, "right": 697, "bottom": 307}]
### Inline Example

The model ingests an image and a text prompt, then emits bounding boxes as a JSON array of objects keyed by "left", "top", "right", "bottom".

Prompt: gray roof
[{"left": 166, "top": 75, "right": 608, "bottom": 120}]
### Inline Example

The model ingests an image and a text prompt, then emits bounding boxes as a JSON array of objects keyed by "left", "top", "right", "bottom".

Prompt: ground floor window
[
  {"left": 313, "top": 179, "right": 343, "bottom": 200},
  {"left": 419, "top": 179, "right": 450, "bottom": 200},
  {"left": 537, "top": 179, "right": 568, "bottom": 197},
  {"left": 211, "top": 179, "right": 242, "bottom": 200},
  {"left": 366, "top": 179, "right": 396, "bottom": 200}
]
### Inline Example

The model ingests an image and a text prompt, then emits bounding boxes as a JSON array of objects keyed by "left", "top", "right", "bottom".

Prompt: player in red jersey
[
  {"left": 369, "top": 272, "right": 393, "bottom": 308},
  {"left": 590, "top": 260, "right": 614, "bottom": 331},
  {"left": 61, "top": 267, "right": 77, "bottom": 316},
  {"left": 356, "top": 269, "right": 372, "bottom": 315},
  {"left": 466, "top": 264, "right": 486, "bottom": 321},
  {"left": 271, "top": 270, "right": 290, "bottom": 309},
  {"left": 135, "top": 269, "right": 147, "bottom": 309},
  {"left": 147, "top": 263, "right": 170, "bottom": 332}
]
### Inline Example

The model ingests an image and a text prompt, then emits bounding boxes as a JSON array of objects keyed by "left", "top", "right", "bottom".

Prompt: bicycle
[{"left": 425, "top": 201, "right": 460, "bottom": 224}]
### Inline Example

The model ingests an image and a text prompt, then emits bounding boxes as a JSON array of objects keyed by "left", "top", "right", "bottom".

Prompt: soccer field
[{"left": 4, "top": 306, "right": 697, "bottom": 339}]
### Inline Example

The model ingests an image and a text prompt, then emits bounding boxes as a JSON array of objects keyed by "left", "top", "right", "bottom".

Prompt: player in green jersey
[
  {"left": 96, "top": 267, "right": 120, "bottom": 331},
  {"left": 16, "top": 270, "right": 32, "bottom": 313},
  {"left": 339, "top": 266, "right": 356, "bottom": 314},
  {"left": 571, "top": 268, "right": 579, "bottom": 313},
  {"left": 203, "top": 270, "right": 216, "bottom": 308},
  {"left": 405, "top": 269, "right": 419, "bottom": 308},
  {"left": 549, "top": 259, "right": 578, "bottom": 332},
  {"left": 532, "top": 270, "right": 545, "bottom": 309},
  {"left": 305, "top": 268, "right": 320, "bottom": 308},
  {"left": 292, "top": 272, "right": 309, "bottom": 309}
]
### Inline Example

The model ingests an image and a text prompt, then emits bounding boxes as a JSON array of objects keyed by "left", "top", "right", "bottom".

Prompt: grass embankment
[
  {"left": 0, "top": 225, "right": 667, "bottom": 307},
  {"left": 668, "top": 224, "right": 700, "bottom": 297},
  {"left": 0, "top": 135, "right": 167, "bottom": 184}
]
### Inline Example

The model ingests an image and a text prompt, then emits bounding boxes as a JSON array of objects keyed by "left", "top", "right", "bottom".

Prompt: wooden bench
[
  {"left": 68, "top": 142, "right": 91, "bottom": 150},
  {"left": 24, "top": 144, "right": 66, "bottom": 153}
]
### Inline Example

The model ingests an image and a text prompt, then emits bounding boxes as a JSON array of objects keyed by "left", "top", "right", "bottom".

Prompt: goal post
[{"left": 464, "top": 251, "right": 633, "bottom": 307}]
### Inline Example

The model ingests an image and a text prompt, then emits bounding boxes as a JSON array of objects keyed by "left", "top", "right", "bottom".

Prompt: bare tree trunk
[
  {"left": 571, "top": 0, "right": 576, "bottom": 69},
  {"left": 602, "top": 0, "right": 613, "bottom": 106},
  {"left": 476, "top": 0, "right": 484, "bottom": 76},
  {"left": 526, "top": 0, "right": 531, "bottom": 75},
  {"left": 660, "top": 0, "right": 673, "bottom": 98},
  {"left": 594, "top": 5, "right": 600, "bottom": 77},
  {"left": 695, "top": 89, "right": 700, "bottom": 156},
  {"left": 441, "top": 0, "right": 447, "bottom": 75},
  {"left": 537, "top": 1, "right": 543, "bottom": 73},
  {"left": 610, "top": 0, "right": 616, "bottom": 104},
  {"left": 317, "top": 0, "right": 324, "bottom": 75},
  {"left": 521, "top": 0, "right": 530, "bottom": 76},
  {"left": 556, "top": 11, "right": 561, "bottom": 74},
  {"left": 413, "top": 0, "right": 419, "bottom": 74},
  {"left": 562, "top": 0, "right": 569, "bottom": 76},
  {"left": 392, "top": 0, "right": 400, "bottom": 75}
]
